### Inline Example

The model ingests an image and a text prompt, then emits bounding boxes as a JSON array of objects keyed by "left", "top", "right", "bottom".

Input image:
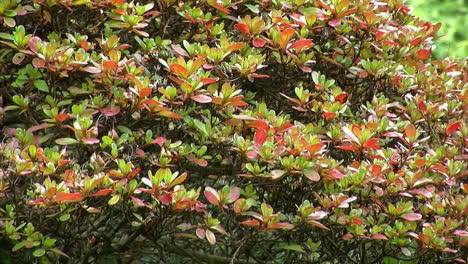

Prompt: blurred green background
[{"left": 408, "top": 0, "right": 468, "bottom": 59}]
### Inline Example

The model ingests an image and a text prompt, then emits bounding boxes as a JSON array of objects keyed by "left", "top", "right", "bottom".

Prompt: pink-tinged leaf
[
  {"left": 233, "top": 114, "right": 256, "bottom": 121},
  {"left": 336, "top": 144, "right": 358, "bottom": 151},
  {"left": 446, "top": 121, "right": 461, "bottom": 135},
  {"left": 254, "top": 129, "right": 267, "bottom": 145},
  {"left": 308, "top": 220, "right": 329, "bottom": 230},
  {"left": 363, "top": 138, "right": 380, "bottom": 149},
  {"left": 227, "top": 42, "right": 244, "bottom": 51},
  {"left": 454, "top": 259, "right": 467, "bottom": 264},
  {"left": 201, "top": 78, "right": 217, "bottom": 84},
  {"left": 342, "top": 126, "right": 360, "bottom": 143},
  {"left": 186, "top": 156, "right": 208, "bottom": 167},
  {"left": 268, "top": 222, "right": 294, "bottom": 229},
  {"left": 227, "top": 187, "right": 240, "bottom": 203},
  {"left": 171, "top": 44, "right": 188, "bottom": 57},
  {"left": 151, "top": 136, "right": 166, "bottom": 147},
  {"left": 81, "top": 66, "right": 101, "bottom": 74},
  {"left": 131, "top": 196, "right": 147, "bottom": 207},
  {"left": 235, "top": 23, "right": 249, "bottom": 34},
  {"left": 210, "top": 225, "right": 227, "bottom": 235},
  {"left": 12, "top": 53, "right": 25, "bottom": 64},
  {"left": 441, "top": 248, "right": 457, "bottom": 253},
  {"left": 453, "top": 230, "right": 468, "bottom": 237},
  {"left": 328, "top": 19, "right": 341, "bottom": 28},
  {"left": 32, "top": 58, "right": 45, "bottom": 68},
  {"left": 103, "top": 60, "right": 119, "bottom": 71},
  {"left": 90, "top": 189, "right": 113, "bottom": 197},
  {"left": 196, "top": 228, "right": 205, "bottom": 239},
  {"left": 100, "top": 107, "right": 120, "bottom": 117},
  {"left": 54, "top": 193, "right": 83, "bottom": 203},
  {"left": 204, "top": 187, "right": 220, "bottom": 205},
  {"left": 401, "top": 213, "right": 422, "bottom": 221},
  {"left": 81, "top": 138, "right": 100, "bottom": 144},
  {"left": 289, "top": 39, "right": 313, "bottom": 51},
  {"left": 408, "top": 189, "right": 432, "bottom": 198},
  {"left": 27, "top": 123, "right": 53, "bottom": 132},
  {"left": 416, "top": 49, "right": 431, "bottom": 60},
  {"left": 307, "top": 211, "right": 327, "bottom": 220},
  {"left": 303, "top": 169, "right": 320, "bottom": 181},
  {"left": 342, "top": 234, "right": 353, "bottom": 240},
  {"left": 28, "top": 37, "right": 42, "bottom": 54},
  {"left": 269, "top": 170, "right": 286, "bottom": 180},
  {"left": 205, "top": 229, "right": 216, "bottom": 245},
  {"left": 253, "top": 38, "right": 266, "bottom": 47},
  {"left": 371, "top": 234, "right": 388, "bottom": 240},
  {"left": 240, "top": 220, "right": 260, "bottom": 226},
  {"left": 191, "top": 94, "right": 212, "bottom": 103}
]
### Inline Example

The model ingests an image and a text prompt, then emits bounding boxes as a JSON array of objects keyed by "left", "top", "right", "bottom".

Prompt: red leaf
[
  {"left": 241, "top": 220, "right": 260, "bottom": 226},
  {"left": 131, "top": 196, "right": 147, "bottom": 207},
  {"left": 100, "top": 107, "right": 120, "bottom": 117},
  {"left": 363, "top": 138, "right": 380, "bottom": 149},
  {"left": 322, "top": 112, "right": 336, "bottom": 119},
  {"left": 289, "top": 39, "right": 313, "bottom": 51},
  {"left": 55, "top": 113, "right": 69, "bottom": 123},
  {"left": 204, "top": 187, "right": 220, "bottom": 205},
  {"left": 342, "top": 234, "right": 353, "bottom": 240},
  {"left": 252, "top": 38, "right": 266, "bottom": 48},
  {"left": 249, "top": 120, "right": 269, "bottom": 130},
  {"left": 416, "top": 49, "right": 431, "bottom": 60},
  {"left": 90, "top": 189, "right": 113, "bottom": 197},
  {"left": 151, "top": 136, "right": 166, "bottom": 147},
  {"left": 158, "top": 194, "right": 172, "bottom": 205},
  {"left": 351, "top": 218, "right": 362, "bottom": 225},
  {"left": 103, "top": 60, "right": 119, "bottom": 71},
  {"left": 235, "top": 23, "right": 249, "bottom": 35},
  {"left": 446, "top": 121, "right": 461, "bottom": 135},
  {"left": 191, "top": 94, "right": 212, "bottom": 103},
  {"left": 401, "top": 213, "right": 422, "bottom": 221},
  {"left": 54, "top": 193, "right": 83, "bottom": 203},
  {"left": 254, "top": 129, "right": 267, "bottom": 145},
  {"left": 417, "top": 100, "right": 427, "bottom": 112},
  {"left": 336, "top": 144, "right": 357, "bottom": 151},
  {"left": 335, "top": 93, "right": 348, "bottom": 104}
]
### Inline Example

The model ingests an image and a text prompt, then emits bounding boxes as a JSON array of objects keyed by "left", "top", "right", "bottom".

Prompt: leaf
[
  {"left": 90, "top": 189, "right": 113, "bottom": 197},
  {"left": 81, "top": 66, "right": 101, "bottom": 74},
  {"left": 204, "top": 187, "right": 220, "bottom": 205},
  {"left": 12, "top": 53, "right": 25, "bottom": 64},
  {"left": 446, "top": 121, "right": 461, "bottom": 135},
  {"left": 81, "top": 138, "right": 100, "bottom": 144},
  {"left": 205, "top": 229, "right": 216, "bottom": 245},
  {"left": 252, "top": 38, "right": 266, "bottom": 48},
  {"left": 416, "top": 49, "right": 430, "bottom": 60},
  {"left": 55, "top": 113, "right": 70, "bottom": 123},
  {"left": 336, "top": 144, "right": 357, "bottom": 151},
  {"left": 54, "top": 193, "right": 83, "bottom": 203},
  {"left": 108, "top": 194, "right": 121, "bottom": 205},
  {"left": 33, "top": 80, "right": 49, "bottom": 92},
  {"left": 169, "top": 64, "right": 188, "bottom": 78},
  {"left": 235, "top": 23, "right": 250, "bottom": 35},
  {"left": 245, "top": 4, "right": 260, "bottom": 13},
  {"left": 103, "top": 60, "right": 119, "bottom": 71},
  {"left": 401, "top": 213, "right": 422, "bottom": 221},
  {"left": 303, "top": 169, "right": 320, "bottom": 181},
  {"left": 191, "top": 94, "right": 212, "bottom": 103},
  {"left": 268, "top": 222, "right": 294, "bottom": 229},
  {"left": 157, "top": 111, "right": 183, "bottom": 119},
  {"left": 254, "top": 129, "right": 267, "bottom": 145},
  {"left": 363, "top": 138, "right": 380, "bottom": 149},
  {"left": 227, "top": 187, "right": 240, "bottom": 203},
  {"left": 281, "top": 244, "right": 305, "bottom": 253},
  {"left": 227, "top": 42, "right": 244, "bottom": 51},
  {"left": 240, "top": 220, "right": 260, "bottom": 226},
  {"left": 401, "top": 247, "right": 412, "bottom": 257},
  {"left": 405, "top": 124, "right": 416, "bottom": 141},
  {"left": 33, "top": 248, "right": 46, "bottom": 257},
  {"left": 139, "top": 88, "right": 152, "bottom": 97},
  {"left": 289, "top": 39, "right": 313, "bottom": 51},
  {"left": 201, "top": 78, "right": 217, "bottom": 84},
  {"left": 342, "top": 126, "right": 360, "bottom": 143},
  {"left": 100, "top": 107, "right": 120, "bottom": 117},
  {"left": 55, "top": 138, "right": 79, "bottom": 145},
  {"left": 196, "top": 228, "right": 205, "bottom": 239},
  {"left": 269, "top": 170, "right": 286, "bottom": 180}
]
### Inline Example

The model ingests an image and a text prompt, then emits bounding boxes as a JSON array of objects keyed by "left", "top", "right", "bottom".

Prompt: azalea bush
[{"left": 0, "top": 0, "right": 466, "bottom": 263}]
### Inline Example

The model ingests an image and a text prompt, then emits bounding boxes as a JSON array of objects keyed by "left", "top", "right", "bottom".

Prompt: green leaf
[
  {"left": 280, "top": 244, "right": 305, "bottom": 253},
  {"left": 108, "top": 194, "right": 121, "bottom": 205},
  {"left": 12, "top": 241, "right": 25, "bottom": 252},
  {"left": 59, "top": 214, "right": 70, "bottom": 222},
  {"left": 33, "top": 80, "right": 49, "bottom": 92},
  {"left": 33, "top": 248, "right": 46, "bottom": 257},
  {"left": 245, "top": 4, "right": 259, "bottom": 13},
  {"left": 55, "top": 138, "right": 79, "bottom": 145}
]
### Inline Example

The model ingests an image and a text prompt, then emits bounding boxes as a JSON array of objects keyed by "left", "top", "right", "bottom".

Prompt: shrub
[{"left": 0, "top": 0, "right": 466, "bottom": 263}]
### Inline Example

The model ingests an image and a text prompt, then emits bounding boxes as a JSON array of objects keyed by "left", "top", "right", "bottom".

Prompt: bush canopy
[{"left": 0, "top": 0, "right": 466, "bottom": 263}]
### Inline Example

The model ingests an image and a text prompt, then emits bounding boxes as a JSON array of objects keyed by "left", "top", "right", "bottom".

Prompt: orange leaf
[
  {"left": 241, "top": 220, "right": 260, "bottom": 226},
  {"left": 416, "top": 49, "right": 430, "bottom": 60},
  {"left": 363, "top": 138, "right": 380, "bottom": 149},
  {"left": 139, "top": 88, "right": 152, "bottom": 97},
  {"left": 54, "top": 192, "right": 83, "bottom": 203},
  {"left": 235, "top": 23, "right": 249, "bottom": 35},
  {"left": 227, "top": 42, "right": 244, "bottom": 52},
  {"left": 103, "top": 60, "right": 118, "bottom": 72},
  {"left": 169, "top": 64, "right": 188, "bottom": 79},
  {"left": 405, "top": 124, "right": 416, "bottom": 141},
  {"left": 55, "top": 113, "right": 69, "bottom": 123},
  {"left": 289, "top": 39, "right": 313, "bottom": 51}
]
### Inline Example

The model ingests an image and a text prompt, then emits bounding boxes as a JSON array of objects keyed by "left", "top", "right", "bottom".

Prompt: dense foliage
[
  {"left": 0, "top": 0, "right": 466, "bottom": 263},
  {"left": 409, "top": 0, "right": 468, "bottom": 59}
]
